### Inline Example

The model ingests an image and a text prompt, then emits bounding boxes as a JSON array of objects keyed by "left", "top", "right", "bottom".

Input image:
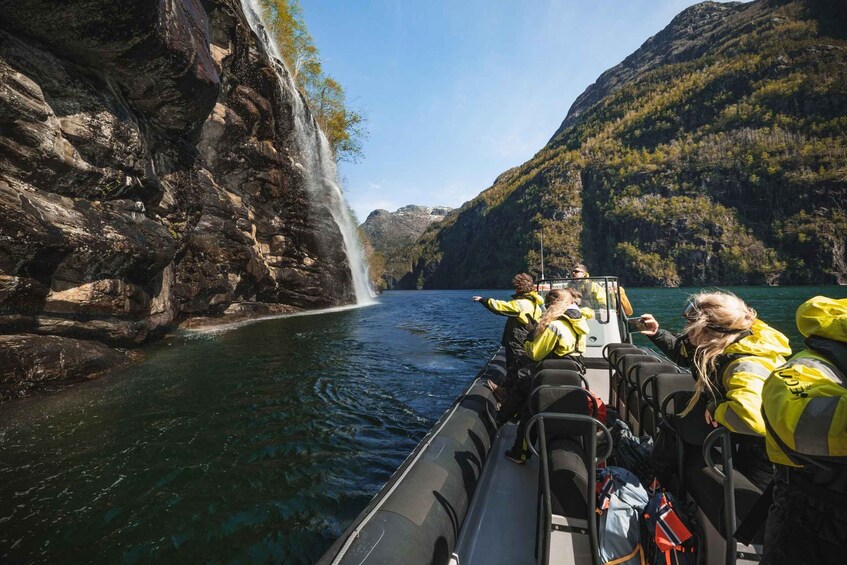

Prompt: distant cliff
[
  {"left": 402, "top": 0, "right": 847, "bottom": 289},
  {"left": 0, "top": 0, "right": 358, "bottom": 400},
  {"left": 360, "top": 205, "right": 451, "bottom": 289}
]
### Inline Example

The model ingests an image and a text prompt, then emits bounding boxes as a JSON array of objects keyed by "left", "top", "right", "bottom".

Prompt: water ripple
[{"left": 0, "top": 290, "right": 506, "bottom": 562}]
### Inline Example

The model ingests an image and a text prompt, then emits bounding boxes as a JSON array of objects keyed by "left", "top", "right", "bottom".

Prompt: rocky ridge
[
  {"left": 360, "top": 205, "right": 451, "bottom": 289},
  {"left": 401, "top": 0, "right": 847, "bottom": 289}
]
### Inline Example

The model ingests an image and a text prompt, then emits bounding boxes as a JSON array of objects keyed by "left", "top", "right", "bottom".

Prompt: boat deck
[{"left": 453, "top": 365, "right": 609, "bottom": 565}]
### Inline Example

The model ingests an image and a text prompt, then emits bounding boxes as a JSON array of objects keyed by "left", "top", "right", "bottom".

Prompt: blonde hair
[
  {"left": 533, "top": 289, "right": 580, "bottom": 339},
  {"left": 681, "top": 291, "right": 757, "bottom": 415}
]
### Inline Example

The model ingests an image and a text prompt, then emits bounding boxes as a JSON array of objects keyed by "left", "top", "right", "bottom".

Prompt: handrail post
[
  {"left": 588, "top": 420, "right": 601, "bottom": 565},
  {"left": 721, "top": 431, "right": 737, "bottom": 565},
  {"left": 703, "top": 428, "right": 737, "bottom": 565}
]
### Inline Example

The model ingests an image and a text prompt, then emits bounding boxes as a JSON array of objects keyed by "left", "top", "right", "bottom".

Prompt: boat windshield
[
  {"left": 536, "top": 275, "right": 629, "bottom": 357},
  {"left": 536, "top": 276, "right": 623, "bottom": 324}
]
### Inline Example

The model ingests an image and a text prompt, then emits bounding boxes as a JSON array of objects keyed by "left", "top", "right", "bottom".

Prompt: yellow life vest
[{"left": 762, "top": 296, "right": 847, "bottom": 466}]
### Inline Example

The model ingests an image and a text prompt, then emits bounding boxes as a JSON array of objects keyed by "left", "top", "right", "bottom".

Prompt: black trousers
[
  {"left": 495, "top": 363, "right": 537, "bottom": 457},
  {"left": 502, "top": 343, "right": 530, "bottom": 390},
  {"left": 762, "top": 465, "right": 847, "bottom": 565}
]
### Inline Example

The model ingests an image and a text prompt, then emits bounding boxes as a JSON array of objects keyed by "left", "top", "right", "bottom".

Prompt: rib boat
[{"left": 318, "top": 277, "right": 764, "bottom": 565}]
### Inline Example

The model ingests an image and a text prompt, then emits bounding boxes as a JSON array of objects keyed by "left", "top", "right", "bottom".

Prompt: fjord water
[{"left": 1, "top": 287, "right": 844, "bottom": 563}]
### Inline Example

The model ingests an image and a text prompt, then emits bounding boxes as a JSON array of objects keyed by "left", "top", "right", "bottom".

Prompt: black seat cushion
[
  {"left": 532, "top": 369, "right": 584, "bottom": 391},
  {"left": 540, "top": 358, "right": 583, "bottom": 374},
  {"left": 617, "top": 353, "right": 660, "bottom": 380},
  {"left": 685, "top": 451, "right": 765, "bottom": 543},
  {"left": 606, "top": 344, "right": 643, "bottom": 363},
  {"left": 669, "top": 394, "right": 713, "bottom": 447},
  {"left": 549, "top": 437, "right": 589, "bottom": 519}
]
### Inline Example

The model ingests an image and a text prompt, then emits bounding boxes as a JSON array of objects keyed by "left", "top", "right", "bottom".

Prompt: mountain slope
[
  {"left": 360, "top": 205, "right": 451, "bottom": 288},
  {"left": 401, "top": 0, "right": 847, "bottom": 289}
]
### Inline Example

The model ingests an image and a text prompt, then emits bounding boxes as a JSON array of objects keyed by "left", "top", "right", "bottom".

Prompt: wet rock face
[{"left": 0, "top": 0, "right": 355, "bottom": 400}]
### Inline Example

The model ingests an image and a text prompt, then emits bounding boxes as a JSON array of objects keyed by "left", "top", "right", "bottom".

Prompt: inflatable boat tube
[{"left": 317, "top": 350, "right": 504, "bottom": 565}]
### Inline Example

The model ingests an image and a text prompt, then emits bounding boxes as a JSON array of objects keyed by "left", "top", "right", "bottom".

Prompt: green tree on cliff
[{"left": 259, "top": 0, "right": 366, "bottom": 163}]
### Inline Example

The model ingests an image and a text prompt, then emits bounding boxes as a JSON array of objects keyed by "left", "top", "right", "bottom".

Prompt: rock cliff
[
  {"left": 360, "top": 205, "right": 451, "bottom": 288},
  {"left": 359, "top": 204, "right": 452, "bottom": 289},
  {"left": 401, "top": 0, "right": 847, "bottom": 289},
  {"left": 0, "top": 0, "right": 357, "bottom": 400}
]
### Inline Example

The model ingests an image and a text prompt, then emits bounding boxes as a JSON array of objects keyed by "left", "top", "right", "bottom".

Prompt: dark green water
[{"left": 0, "top": 286, "right": 843, "bottom": 563}]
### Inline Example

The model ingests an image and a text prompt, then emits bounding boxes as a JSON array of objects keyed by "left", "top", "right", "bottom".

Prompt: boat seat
[
  {"left": 527, "top": 385, "right": 611, "bottom": 564},
  {"left": 625, "top": 361, "right": 680, "bottom": 435},
  {"left": 549, "top": 437, "right": 589, "bottom": 519},
  {"left": 605, "top": 345, "right": 643, "bottom": 406},
  {"left": 641, "top": 372, "right": 694, "bottom": 438},
  {"left": 614, "top": 353, "right": 660, "bottom": 421},
  {"left": 539, "top": 357, "right": 584, "bottom": 374},
  {"left": 602, "top": 343, "right": 642, "bottom": 363},
  {"left": 531, "top": 369, "right": 587, "bottom": 391},
  {"left": 686, "top": 454, "right": 765, "bottom": 544}
]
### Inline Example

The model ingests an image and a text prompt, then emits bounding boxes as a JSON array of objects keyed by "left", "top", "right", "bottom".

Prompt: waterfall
[{"left": 240, "top": 0, "right": 374, "bottom": 304}]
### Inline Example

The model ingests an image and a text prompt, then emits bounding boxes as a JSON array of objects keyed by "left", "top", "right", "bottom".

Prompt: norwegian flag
[
  {"left": 596, "top": 474, "right": 614, "bottom": 512},
  {"left": 654, "top": 493, "right": 693, "bottom": 551}
]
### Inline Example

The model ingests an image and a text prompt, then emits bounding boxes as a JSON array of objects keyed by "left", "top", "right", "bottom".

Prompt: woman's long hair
[
  {"left": 681, "top": 291, "right": 757, "bottom": 415},
  {"left": 533, "top": 288, "right": 580, "bottom": 339}
]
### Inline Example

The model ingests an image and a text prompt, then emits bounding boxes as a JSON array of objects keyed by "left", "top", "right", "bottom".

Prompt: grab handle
[{"left": 525, "top": 412, "right": 613, "bottom": 462}]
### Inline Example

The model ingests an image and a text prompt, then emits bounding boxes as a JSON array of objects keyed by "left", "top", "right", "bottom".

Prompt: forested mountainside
[
  {"left": 400, "top": 0, "right": 847, "bottom": 289},
  {"left": 360, "top": 205, "right": 452, "bottom": 289},
  {"left": 0, "top": 0, "right": 360, "bottom": 399}
]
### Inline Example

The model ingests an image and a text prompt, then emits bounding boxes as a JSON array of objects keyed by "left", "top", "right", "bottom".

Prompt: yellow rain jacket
[
  {"left": 712, "top": 319, "right": 792, "bottom": 436},
  {"left": 577, "top": 307, "right": 595, "bottom": 353},
  {"left": 568, "top": 273, "right": 607, "bottom": 308},
  {"left": 482, "top": 291, "right": 544, "bottom": 327},
  {"left": 524, "top": 306, "right": 590, "bottom": 361},
  {"left": 763, "top": 297, "right": 847, "bottom": 466}
]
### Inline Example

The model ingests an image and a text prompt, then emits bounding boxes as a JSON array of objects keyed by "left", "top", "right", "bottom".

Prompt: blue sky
[{"left": 299, "top": 0, "right": 736, "bottom": 223}]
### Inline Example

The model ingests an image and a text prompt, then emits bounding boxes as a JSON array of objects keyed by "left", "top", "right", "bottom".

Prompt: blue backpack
[{"left": 596, "top": 466, "right": 649, "bottom": 565}]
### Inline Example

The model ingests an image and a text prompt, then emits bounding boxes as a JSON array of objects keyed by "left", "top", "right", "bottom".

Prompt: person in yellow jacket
[
  {"left": 568, "top": 263, "right": 608, "bottom": 310},
  {"left": 610, "top": 280, "right": 634, "bottom": 316},
  {"left": 495, "top": 288, "right": 589, "bottom": 463},
  {"left": 473, "top": 273, "right": 544, "bottom": 400},
  {"left": 640, "top": 291, "right": 791, "bottom": 489},
  {"left": 760, "top": 296, "right": 847, "bottom": 565}
]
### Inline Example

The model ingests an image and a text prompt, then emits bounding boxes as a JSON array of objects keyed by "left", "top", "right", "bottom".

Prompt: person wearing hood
[
  {"left": 640, "top": 291, "right": 791, "bottom": 489},
  {"left": 473, "top": 273, "right": 544, "bottom": 400},
  {"left": 495, "top": 288, "right": 590, "bottom": 464},
  {"left": 760, "top": 297, "right": 847, "bottom": 565}
]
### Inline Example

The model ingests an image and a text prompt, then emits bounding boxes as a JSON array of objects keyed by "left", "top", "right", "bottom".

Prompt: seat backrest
[
  {"left": 664, "top": 392, "right": 712, "bottom": 446},
  {"left": 531, "top": 386, "right": 595, "bottom": 439},
  {"left": 532, "top": 369, "right": 584, "bottom": 390},
  {"left": 608, "top": 346, "right": 643, "bottom": 369},
  {"left": 539, "top": 358, "right": 584, "bottom": 374},
  {"left": 603, "top": 342, "right": 641, "bottom": 361},
  {"left": 630, "top": 361, "right": 680, "bottom": 389},
  {"left": 616, "top": 353, "right": 660, "bottom": 378},
  {"left": 653, "top": 372, "right": 695, "bottom": 408}
]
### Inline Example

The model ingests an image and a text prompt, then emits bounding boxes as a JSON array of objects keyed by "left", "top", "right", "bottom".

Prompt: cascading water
[{"left": 241, "top": 0, "right": 374, "bottom": 303}]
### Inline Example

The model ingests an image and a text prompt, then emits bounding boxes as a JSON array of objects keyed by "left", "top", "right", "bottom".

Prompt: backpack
[
  {"left": 596, "top": 466, "right": 649, "bottom": 565},
  {"left": 588, "top": 389, "right": 608, "bottom": 424},
  {"left": 608, "top": 419, "right": 654, "bottom": 486},
  {"left": 642, "top": 481, "right": 700, "bottom": 565}
]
